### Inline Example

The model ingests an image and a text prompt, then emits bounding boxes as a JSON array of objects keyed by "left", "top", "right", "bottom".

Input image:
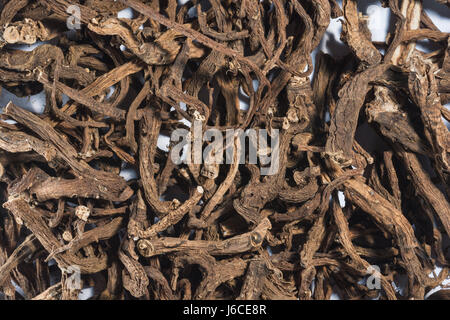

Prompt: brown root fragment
[
  {"left": 3, "top": 198, "right": 109, "bottom": 274},
  {"left": 325, "top": 64, "right": 390, "bottom": 166},
  {"left": 137, "top": 218, "right": 271, "bottom": 258},
  {"left": 341, "top": 0, "right": 382, "bottom": 66}
]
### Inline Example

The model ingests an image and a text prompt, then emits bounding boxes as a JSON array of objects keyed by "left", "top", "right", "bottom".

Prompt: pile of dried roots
[{"left": 0, "top": 0, "right": 449, "bottom": 300}]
